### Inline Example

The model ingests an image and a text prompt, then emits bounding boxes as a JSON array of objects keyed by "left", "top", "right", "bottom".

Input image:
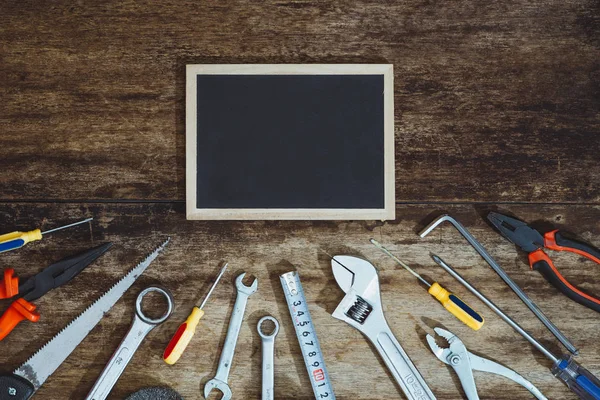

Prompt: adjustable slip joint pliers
[{"left": 427, "top": 327, "right": 547, "bottom": 400}]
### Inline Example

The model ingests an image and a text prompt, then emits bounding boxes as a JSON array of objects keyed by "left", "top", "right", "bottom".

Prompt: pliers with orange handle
[
  {"left": 488, "top": 212, "right": 600, "bottom": 313},
  {"left": 0, "top": 242, "right": 112, "bottom": 340}
]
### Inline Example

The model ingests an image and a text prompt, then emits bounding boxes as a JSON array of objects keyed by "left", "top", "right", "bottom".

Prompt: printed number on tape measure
[{"left": 281, "top": 271, "right": 336, "bottom": 399}]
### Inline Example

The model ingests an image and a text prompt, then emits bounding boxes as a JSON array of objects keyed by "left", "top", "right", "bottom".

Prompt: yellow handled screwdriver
[
  {"left": 0, "top": 218, "right": 94, "bottom": 254},
  {"left": 370, "top": 239, "right": 484, "bottom": 330},
  {"left": 163, "top": 263, "right": 228, "bottom": 365}
]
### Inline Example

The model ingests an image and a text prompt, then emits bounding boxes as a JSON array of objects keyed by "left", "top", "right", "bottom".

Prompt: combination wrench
[
  {"left": 85, "top": 286, "right": 174, "bottom": 400},
  {"left": 257, "top": 316, "right": 279, "bottom": 400},
  {"left": 204, "top": 272, "right": 258, "bottom": 400}
]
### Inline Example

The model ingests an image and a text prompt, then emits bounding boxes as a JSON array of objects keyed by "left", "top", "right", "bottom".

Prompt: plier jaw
[
  {"left": 487, "top": 212, "right": 545, "bottom": 253},
  {"left": 427, "top": 328, "right": 478, "bottom": 399},
  {"left": 426, "top": 327, "right": 471, "bottom": 370},
  {"left": 0, "top": 243, "right": 112, "bottom": 341}
]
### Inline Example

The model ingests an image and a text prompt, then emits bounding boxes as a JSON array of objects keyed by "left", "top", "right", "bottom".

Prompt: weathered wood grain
[
  {"left": 1, "top": 203, "right": 599, "bottom": 399},
  {"left": 1, "top": 2, "right": 599, "bottom": 399},
  {"left": 0, "top": 1, "right": 598, "bottom": 203}
]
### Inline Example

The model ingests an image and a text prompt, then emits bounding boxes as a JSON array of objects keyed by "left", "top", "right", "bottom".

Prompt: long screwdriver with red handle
[{"left": 163, "top": 264, "right": 228, "bottom": 365}]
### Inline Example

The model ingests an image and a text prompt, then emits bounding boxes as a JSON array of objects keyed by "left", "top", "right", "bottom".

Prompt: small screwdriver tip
[
  {"left": 41, "top": 217, "right": 95, "bottom": 235},
  {"left": 199, "top": 263, "right": 228, "bottom": 310},
  {"left": 218, "top": 263, "right": 228, "bottom": 274},
  {"left": 370, "top": 238, "right": 385, "bottom": 248},
  {"left": 430, "top": 253, "right": 442, "bottom": 263},
  {"left": 320, "top": 249, "right": 335, "bottom": 259},
  {"left": 320, "top": 250, "right": 347, "bottom": 268}
]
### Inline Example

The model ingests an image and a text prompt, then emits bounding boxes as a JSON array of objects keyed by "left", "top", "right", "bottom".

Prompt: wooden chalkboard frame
[{"left": 186, "top": 64, "right": 394, "bottom": 220}]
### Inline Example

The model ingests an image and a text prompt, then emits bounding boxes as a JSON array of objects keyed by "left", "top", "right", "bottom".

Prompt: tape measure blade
[{"left": 280, "top": 271, "right": 336, "bottom": 400}]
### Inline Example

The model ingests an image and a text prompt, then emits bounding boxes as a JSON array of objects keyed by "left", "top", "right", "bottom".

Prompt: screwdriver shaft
[
  {"left": 370, "top": 239, "right": 431, "bottom": 287},
  {"left": 41, "top": 218, "right": 94, "bottom": 235},
  {"left": 431, "top": 253, "right": 559, "bottom": 363},
  {"left": 199, "top": 263, "right": 228, "bottom": 309}
]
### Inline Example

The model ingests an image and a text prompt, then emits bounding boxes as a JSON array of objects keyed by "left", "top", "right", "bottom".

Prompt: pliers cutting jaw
[
  {"left": 488, "top": 211, "right": 600, "bottom": 313},
  {"left": 426, "top": 327, "right": 547, "bottom": 400},
  {"left": 18, "top": 242, "right": 113, "bottom": 302},
  {"left": 487, "top": 212, "right": 545, "bottom": 253}
]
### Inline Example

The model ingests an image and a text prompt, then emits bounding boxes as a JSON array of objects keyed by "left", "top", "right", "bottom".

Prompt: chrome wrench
[
  {"left": 204, "top": 273, "right": 258, "bottom": 400},
  {"left": 257, "top": 316, "right": 279, "bottom": 400},
  {"left": 85, "top": 286, "right": 174, "bottom": 400},
  {"left": 331, "top": 255, "right": 436, "bottom": 400}
]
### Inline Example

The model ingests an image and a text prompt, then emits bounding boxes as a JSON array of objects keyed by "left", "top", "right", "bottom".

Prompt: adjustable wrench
[
  {"left": 257, "top": 316, "right": 279, "bottom": 400},
  {"left": 331, "top": 255, "right": 436, "bottom": 400},
  {"left": 204, "top": 273, "right": 258, "bottom": 400}
]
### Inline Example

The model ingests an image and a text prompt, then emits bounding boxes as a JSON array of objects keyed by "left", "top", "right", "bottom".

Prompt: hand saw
[{"left": 0, "top": 238, "right": 170, "bottom": 400}]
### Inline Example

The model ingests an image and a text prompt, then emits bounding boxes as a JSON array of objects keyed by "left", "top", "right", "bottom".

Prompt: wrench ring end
[
  {"left": 257, "top": 316, "right": 280, "bottom": 339},
  {"left": 135, "top": 286, "right": 174, "bottom": 325}
]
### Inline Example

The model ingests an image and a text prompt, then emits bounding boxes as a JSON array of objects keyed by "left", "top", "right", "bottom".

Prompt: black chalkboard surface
[{"left": 186, "top": 65, "right": 394, "bottom": 220}]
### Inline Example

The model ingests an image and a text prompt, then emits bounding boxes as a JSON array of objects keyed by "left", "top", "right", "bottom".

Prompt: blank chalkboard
[{"left": 186, "top": 64, "right": 394, "bottom": 220}]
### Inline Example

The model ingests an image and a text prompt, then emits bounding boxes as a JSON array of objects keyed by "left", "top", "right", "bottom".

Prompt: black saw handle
[{"left": 0, "top": 374, "right": 35, "bottom": 400}]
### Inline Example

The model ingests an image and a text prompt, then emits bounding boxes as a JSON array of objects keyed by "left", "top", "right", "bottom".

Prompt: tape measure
[{"left": 280, "top": 271, "right": 336, "bottom": 400}]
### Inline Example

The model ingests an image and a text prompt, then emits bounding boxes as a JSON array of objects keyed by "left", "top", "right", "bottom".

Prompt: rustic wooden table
[{"left": 1, "top": 1, "right": 599, "bottom": 399}]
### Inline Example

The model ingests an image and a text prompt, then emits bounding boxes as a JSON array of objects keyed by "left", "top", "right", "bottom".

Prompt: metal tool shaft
[
  {"left": 370, "top": 239, "right": 432, "bottom": 287},
  {"left": 199, "top": 263, "right": 228, "bottom": 309},
  {"left": 419, "top": 214, "right": 578, "bottom": 355},
  {"left": 204, "top": 273, "right": 257, "bottom": 400},
  {"left": 41, "top": 218, "right": 93, "bottom": 235},
  {"left": 85, "top": 287, "right": 174, "bottom": 400},
  {"left": 431, "top": 254, "right": 558, "bottom": 364},
  {"left": 258, "top": 316, "right": 279, "bottom": 400}
]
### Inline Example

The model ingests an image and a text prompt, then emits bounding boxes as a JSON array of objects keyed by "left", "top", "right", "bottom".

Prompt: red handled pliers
[
  {"left": 488, "top": 212, "right": 600, "bottom": 313},
  {"left": 0, "top": 242, "right": 111, "bottom": 340}
]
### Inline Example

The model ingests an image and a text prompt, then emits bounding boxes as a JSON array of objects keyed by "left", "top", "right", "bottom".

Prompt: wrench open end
[
  {"left": 235, "top": 272, "right": 258, "bottom": 294},
  {"left": 203, "top": 378, "right": 232, "bottom": 400}
]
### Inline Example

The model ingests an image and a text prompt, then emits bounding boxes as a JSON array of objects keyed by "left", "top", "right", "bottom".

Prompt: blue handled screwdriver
[{"left": 0, "top": 218, "right": 93, "bottom": 254}]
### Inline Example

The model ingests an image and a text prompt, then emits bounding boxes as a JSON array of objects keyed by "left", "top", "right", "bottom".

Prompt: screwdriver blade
[
  {"left": 41, "top": 217, "right": 94, "bottom": 235},
  {"left": 199, "top": 263, "right": 228, "bottom": 309},
  {"left": 370, "top": 239, "right": 431, "bottom": 287}
]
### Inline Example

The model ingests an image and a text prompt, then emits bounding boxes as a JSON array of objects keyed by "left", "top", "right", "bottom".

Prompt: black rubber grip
[
  {"left": 0, "top": 374, "right": 35, "bottom": 400},
  {"left": 554, "top": 231, "right": 600, "bottom": 262},
  {"left": 533, "top": 258, "right": 600, "bottom": 313}
]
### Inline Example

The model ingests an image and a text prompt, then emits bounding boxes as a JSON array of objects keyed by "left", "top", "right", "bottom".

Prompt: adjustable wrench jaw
[{"left": 331, "top": 255, "right": 385, "bottom": 333}]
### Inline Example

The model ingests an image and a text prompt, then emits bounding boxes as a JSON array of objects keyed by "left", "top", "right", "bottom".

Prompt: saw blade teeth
[{"left": 14, "top": 237, "right": 170, "bottom": 376}]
